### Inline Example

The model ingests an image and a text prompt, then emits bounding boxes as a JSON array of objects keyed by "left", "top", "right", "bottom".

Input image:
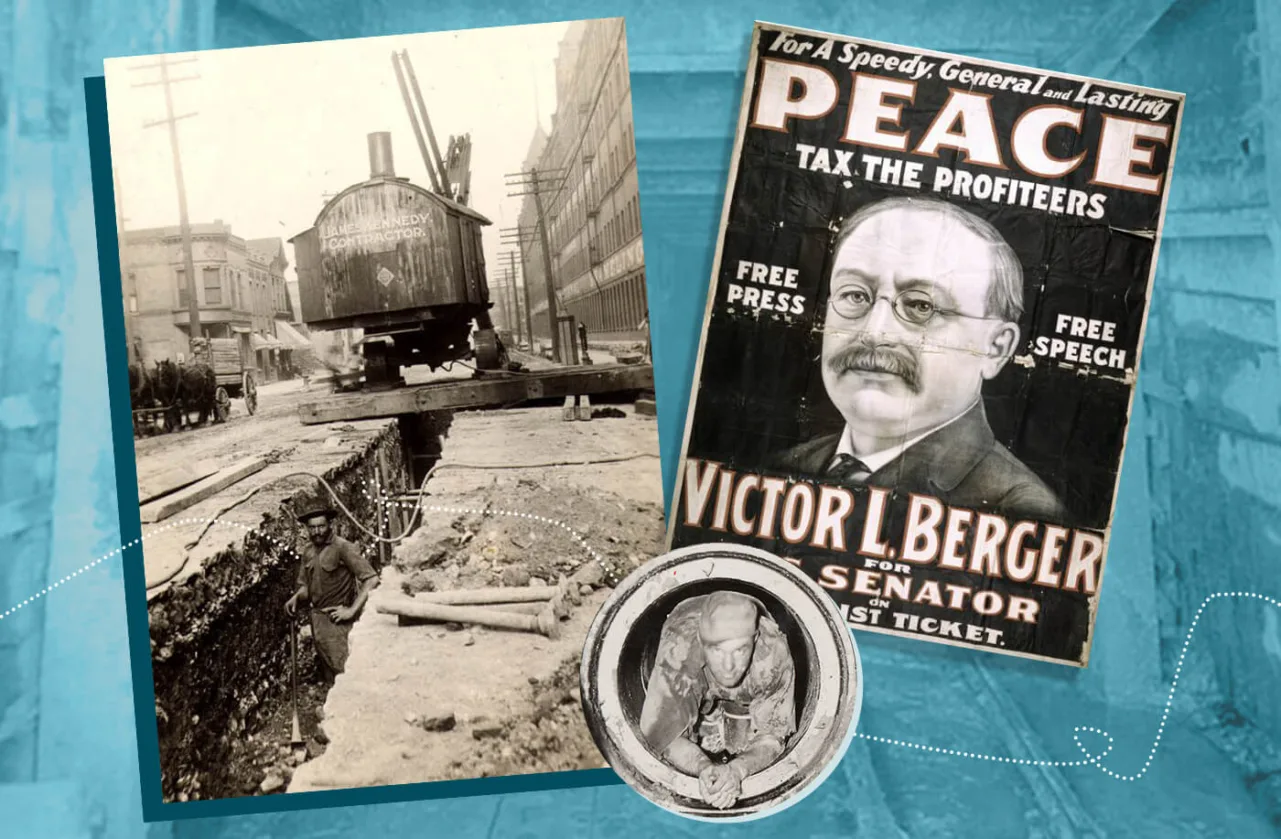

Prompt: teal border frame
[{"left": 84, "top": 75, "right": 624, "bottom": 823}]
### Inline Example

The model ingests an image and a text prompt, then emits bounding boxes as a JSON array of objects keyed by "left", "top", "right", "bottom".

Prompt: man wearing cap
[
  {"left": 638, "top": 591, "right": 796, "bottom": 810},
  {"left": 285, "top": 506, "right": 379, "bottom": 681}
]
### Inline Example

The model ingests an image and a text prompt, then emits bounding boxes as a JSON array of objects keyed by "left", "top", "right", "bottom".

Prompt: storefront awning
[
  {"left": 274, "top": 319, "right": 312, "bottom": 351},
  {"left": 250, "top": 333, "right": 283, "bottom": 351}
]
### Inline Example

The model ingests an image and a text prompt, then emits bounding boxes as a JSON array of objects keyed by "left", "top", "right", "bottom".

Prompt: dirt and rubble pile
[
  {"left": 395, "top": 475, "right": 665, "bottom": 595},
  {"left": 444, "top": 654, "right": 605, "bottom": 780}
]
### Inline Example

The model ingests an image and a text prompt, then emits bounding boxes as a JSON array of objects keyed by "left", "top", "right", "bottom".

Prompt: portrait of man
[
  {"left": 638, "top": 590, "right": 797, "bottom": 811},
  {"left": 775, "top": 196, "right": 1068, "bottom": 523},
  {"left": 285, "top": 507, "right": 380, "bottom": 682}
]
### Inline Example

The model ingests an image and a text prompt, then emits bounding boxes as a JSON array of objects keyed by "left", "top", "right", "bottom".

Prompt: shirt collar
[{"left": 832, "top": 399, "right": 981, "bottom": 473}]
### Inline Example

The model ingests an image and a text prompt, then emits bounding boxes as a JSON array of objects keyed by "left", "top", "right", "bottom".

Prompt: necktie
[{"left": 827, "top": 452, "right": 872, "bottom": 485}]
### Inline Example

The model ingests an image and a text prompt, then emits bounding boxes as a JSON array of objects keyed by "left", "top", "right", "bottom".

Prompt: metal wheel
[
  {"left": 214, "top": 387, "right": 232, "bottom": 423},
  {"left": 474, "top": 328, "right": 503, "bottom": 370},
  {"left": 243, "top": 372, "right": 258, "bottom": 415}
]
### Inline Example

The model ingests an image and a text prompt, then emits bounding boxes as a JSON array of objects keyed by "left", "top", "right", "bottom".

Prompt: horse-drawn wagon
[
  {"left": 128, "top": 337, "right": 259, "bottom": 436},
  {"left": 197, "top": 336, "right": 258, "bottom": 420}
]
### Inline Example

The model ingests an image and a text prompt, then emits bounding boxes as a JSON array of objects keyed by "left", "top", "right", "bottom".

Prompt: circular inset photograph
[{"left": 580, "top": 542, "right": 862, "bottom": 822}]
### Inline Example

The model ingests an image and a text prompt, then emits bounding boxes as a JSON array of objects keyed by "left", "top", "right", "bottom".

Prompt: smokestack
[{"left": 368, "top": 132, "right": 395, "bottom": 179}]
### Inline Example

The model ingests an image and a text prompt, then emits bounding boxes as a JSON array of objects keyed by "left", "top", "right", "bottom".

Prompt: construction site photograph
[{"left": 101, "top": 18, "right": 662, "bottom": 806}]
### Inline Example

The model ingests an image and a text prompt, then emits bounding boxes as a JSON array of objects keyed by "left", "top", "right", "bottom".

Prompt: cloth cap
[{"left": 699, "top": 591, "right": 759, "bottom": 645}]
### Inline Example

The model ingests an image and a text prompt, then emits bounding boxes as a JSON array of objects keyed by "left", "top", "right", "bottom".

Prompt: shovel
[{"left": 289, "top": 617, "right": 305, "bottom": 752}]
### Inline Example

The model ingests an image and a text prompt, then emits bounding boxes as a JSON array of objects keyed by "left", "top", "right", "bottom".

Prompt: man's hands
[
  {"left": 698, "top": 762, "right": 746, "bottom": 810},
  {"left": 324, "top": 605, "right": 357, "bottom": 624},
  {"left": 284, "top": 594, "right": 356, "bottom": 623}
]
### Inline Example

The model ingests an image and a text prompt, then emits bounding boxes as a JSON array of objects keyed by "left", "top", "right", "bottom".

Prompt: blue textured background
[{"left": 5, "top": 0, "right": 1281, "bottom": 836}]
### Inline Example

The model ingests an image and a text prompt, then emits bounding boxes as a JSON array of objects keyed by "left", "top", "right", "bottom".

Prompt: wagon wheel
[
  {"left": 214, "top": 387, "right": 232, "bottom": 423},
  {"left": 243, "top": 371, "right": 258, "bottom": 415}
]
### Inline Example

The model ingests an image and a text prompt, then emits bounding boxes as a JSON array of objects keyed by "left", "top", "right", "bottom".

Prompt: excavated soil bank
[{"left": 148, "top": 420, "right": 417, "bottom": 802}]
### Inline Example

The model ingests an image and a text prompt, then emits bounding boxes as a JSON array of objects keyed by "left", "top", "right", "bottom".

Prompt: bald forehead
[{"left": 831, "top": 206, "right": 999, "bottom": 302}]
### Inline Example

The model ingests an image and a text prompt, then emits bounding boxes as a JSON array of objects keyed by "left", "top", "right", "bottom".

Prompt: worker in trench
[
  {"left": 638, "top": 591, "right": 797, "bottom": 810},
  {"left": 285, "top": 507, "right": 380, "bottom": 682}
]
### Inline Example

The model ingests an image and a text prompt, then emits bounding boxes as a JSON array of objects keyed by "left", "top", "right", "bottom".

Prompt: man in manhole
[
  {"left": 286, "top": 506, "right": 380, "bottom": 682},
  {"left": 638, "top": 590, "right": 797, "bottom": 810}
]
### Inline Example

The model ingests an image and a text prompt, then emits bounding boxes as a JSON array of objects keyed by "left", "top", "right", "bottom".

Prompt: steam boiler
[{"left": 290, "top": 131, "right": 508, "bottom": 387}]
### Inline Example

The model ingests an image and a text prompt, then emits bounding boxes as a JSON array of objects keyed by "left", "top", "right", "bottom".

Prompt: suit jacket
[{"left": 773, "top": 401, "right": 1070, "bottom": 524}]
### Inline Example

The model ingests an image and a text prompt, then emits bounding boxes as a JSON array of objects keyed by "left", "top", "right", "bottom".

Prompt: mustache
[{"left": 826, "top": 340, "right": 921, "bottom": 392}]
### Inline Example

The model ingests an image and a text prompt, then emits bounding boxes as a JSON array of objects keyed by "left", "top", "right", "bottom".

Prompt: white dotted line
[
  {"left": 388, "top": 497, "right": 621, "bottom": 583},
  {"left": 857, "top": 591, "right": 1279, "bottom": 782},
  {"left": 355, "top": 475, "right": 619, "bottom": 583},
  {"left": 8, "top": 484, "right": 1270, "bottom": 785},
  {"left": 855, "top": 728, "right": 1115, "bottom": 767},
  {"left": 1065, "top": 594, "right": 1281, "bottom": 783},
  {"left": 0, "top": 494, "right": 614, "bottom": 623},
  {"left": 0, "top": 538, "right": 136, "bottom": 621},
  {"left": 0, "top": 517, "right": 307, "bottom": 622}
]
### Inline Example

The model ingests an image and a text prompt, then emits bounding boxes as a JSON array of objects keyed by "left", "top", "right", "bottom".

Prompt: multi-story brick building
[
  {"left": 121, "top": 222, "right": 303, "bottom": 379},
  {"left": 517, "top": 19, "right": 647, "bottom": 349}
]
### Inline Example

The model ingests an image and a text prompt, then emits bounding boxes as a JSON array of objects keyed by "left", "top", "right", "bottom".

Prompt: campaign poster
[{"left": 668, "top": 21, "right": 1185, "bottom": 667}]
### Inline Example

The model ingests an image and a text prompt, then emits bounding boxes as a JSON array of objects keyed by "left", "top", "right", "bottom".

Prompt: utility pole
[
  {"left": 498, "top": 270, "right": 521, "bottom": 345},
  {"left": 130, "top": 55, "right": 203, "bottom": 343},
  {"left": 493, "top": 269, "right": 513, "bottom": 335},
  {"left": 499, "top": 226, "right": 541, "bottom": 355},
  {"left": 505, "top": 250, "right": 523, "bottom": 347},
  {"left": 504, "top": 167, "right": 566, "bottom": 362}
]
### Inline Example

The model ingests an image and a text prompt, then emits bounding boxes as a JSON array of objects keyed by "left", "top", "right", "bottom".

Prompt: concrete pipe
[
  {"left": 401, "top": 592, "right": 570, "bottom": 621},
  {"left": 380, "top": 597, "right": 560, "bottom": 639},
  {"left": 394, "top": 600, "right": 555, "bottom": 627},
  {"left": 579, "top": 542, "right": 862, "bottom": 823},
  {"left": 411, "top": 582, "right": 565, "bottom": 606}
]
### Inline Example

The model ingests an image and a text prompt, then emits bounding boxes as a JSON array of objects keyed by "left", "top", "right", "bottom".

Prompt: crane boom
[
  {"left": 390, "top": 51, "right": 443, "bottom": 193},
  {"left": 399, "top": 49, "right": 451, "bottom": 198}
]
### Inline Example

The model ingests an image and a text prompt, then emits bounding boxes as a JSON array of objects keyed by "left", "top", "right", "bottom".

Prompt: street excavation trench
[{"left": 147, "top": 403, "right": 665, "bottom": 801}]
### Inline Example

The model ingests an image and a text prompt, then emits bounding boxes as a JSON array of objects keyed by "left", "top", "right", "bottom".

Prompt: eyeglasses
[{"left": 828, "top": 286, "right": 995, "bottom": 327}]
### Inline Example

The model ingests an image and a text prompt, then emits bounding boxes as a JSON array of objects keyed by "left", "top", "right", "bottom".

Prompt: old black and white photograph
[
  {"left": 580, "top": 542, "right": 862, "bottom": 822},
  {"left": 103, "top": 19, "right": 662, "bottom": 806},
  {"left": 669, "top": 22, "right": 1185, "bottom": 667}
]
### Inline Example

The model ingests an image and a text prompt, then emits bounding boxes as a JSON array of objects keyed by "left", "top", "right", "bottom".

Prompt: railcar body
[{"left": 290, "top": 132, "right": 506, "bottom": 384}]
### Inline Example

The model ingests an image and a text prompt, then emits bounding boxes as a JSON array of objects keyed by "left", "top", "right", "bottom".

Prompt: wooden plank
[
  {"left": 297, "top": 364, "right": 655, "bottom": 424},
  {"left": 137, "top": 458, "right": 220, "bottom": 504},
  {"left": 139, "top": 456, "right": 268, "bottom": 523}
]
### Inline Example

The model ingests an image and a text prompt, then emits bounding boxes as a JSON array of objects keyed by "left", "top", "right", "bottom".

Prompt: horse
[
  {"left": 128, "top": 363, "right": 155, "bottom": 411},
  {"left": 178, "top": 362, "right": 218, "bottom": 426},
  {"left": 129, "top": 363, "right": 161, "bottom": 436},
  {"left": 152, "top": 359, "right": 186, "bottom": 431}
]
